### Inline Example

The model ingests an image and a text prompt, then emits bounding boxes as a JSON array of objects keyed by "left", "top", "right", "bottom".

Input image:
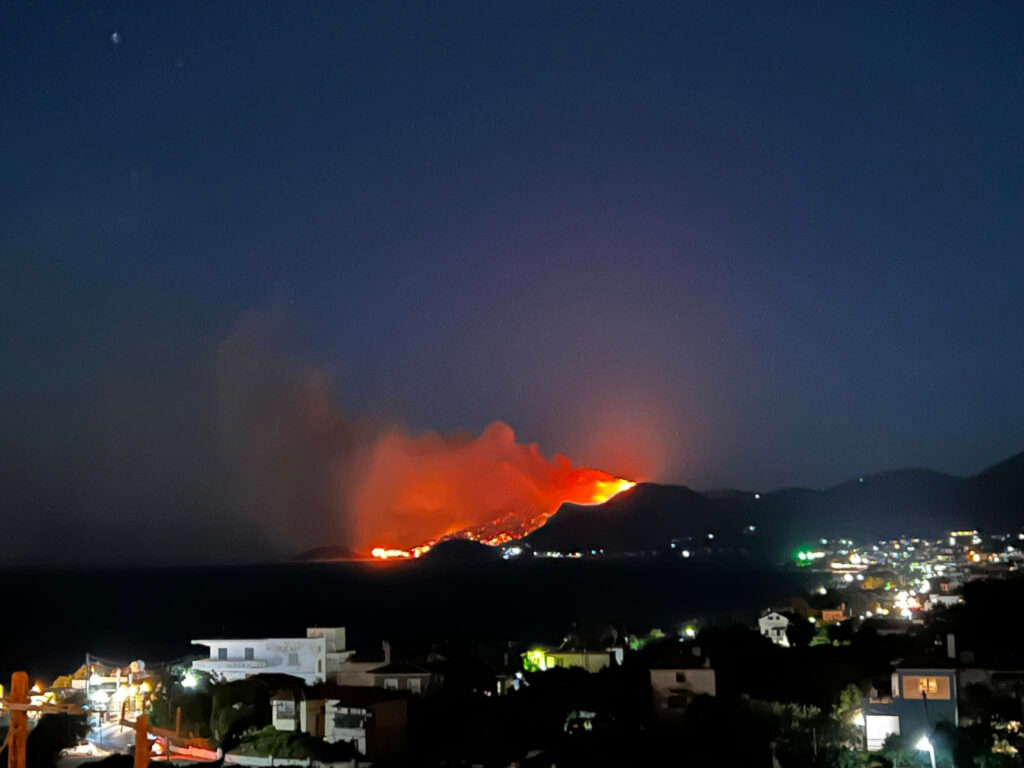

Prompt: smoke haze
[{"left": 0, "top": 309, "right": 633, "bottom": 565}]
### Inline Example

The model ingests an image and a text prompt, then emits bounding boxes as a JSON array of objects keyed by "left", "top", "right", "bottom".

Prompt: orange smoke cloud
[{"left": 350, "top": 421, "right": 634, "bottom": 554}]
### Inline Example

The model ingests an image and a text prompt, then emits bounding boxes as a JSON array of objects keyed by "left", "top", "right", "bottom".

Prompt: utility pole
[
  {"left": 3, "top": 671, "right": 88, "bottom": 768},
  {"left": 133, "top": 715, "right": 149, "bottom": 768},
  {"left": 8, "top": 672, "right": 28, "bottom": 768}
]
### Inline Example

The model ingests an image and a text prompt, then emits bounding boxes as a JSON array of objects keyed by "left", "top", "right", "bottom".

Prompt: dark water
[{"left": 0, "top": 558, "right": 812, "bottom": 682}]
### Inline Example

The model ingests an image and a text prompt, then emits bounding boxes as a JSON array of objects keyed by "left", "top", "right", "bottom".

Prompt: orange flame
[{"left": 355, "top": 421, "right": 635, "bottom": 559}]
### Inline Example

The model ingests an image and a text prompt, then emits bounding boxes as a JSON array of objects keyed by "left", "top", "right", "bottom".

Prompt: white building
[
  {"left": 191, "top": 627, "right": 350, "bottom": 684},
  {"left": 758, "top": 611, "right": 791, "bottom": 647}
]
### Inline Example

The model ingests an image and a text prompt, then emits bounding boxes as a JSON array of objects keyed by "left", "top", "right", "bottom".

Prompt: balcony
[{"left": 192, "top": 658, "right": 269, "bottom": 672}]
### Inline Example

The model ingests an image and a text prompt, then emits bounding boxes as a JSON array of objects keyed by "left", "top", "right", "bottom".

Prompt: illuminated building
[
  {"left": 757, "top": 611, "right": 791, "bottom": 647},
  {"left": 191, "top": 627, "right": 351, "bottom": 684},
  {"left": 522, "top": 648, "right": 614, "bottom": 673},
  {"left": 861, "top": 666, "right": 958, "bottom": 751}
]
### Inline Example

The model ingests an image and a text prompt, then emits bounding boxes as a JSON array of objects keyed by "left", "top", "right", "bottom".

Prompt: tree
[{"left": 786, "top": 617, "right": 815, "bottom": 648}]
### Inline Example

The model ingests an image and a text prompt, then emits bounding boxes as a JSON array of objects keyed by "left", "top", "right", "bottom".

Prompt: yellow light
[
  {"left": 370, "top": 547, "right": 413, "bottom": 560},
  {"left": 586, "top": 478, "right": 635, "bottom": 504}
]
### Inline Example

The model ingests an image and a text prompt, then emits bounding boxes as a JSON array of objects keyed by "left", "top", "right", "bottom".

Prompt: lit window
[
  {"left": 384, "top": 678, "right": 398, "bottom": 690},
  {"left": 918, "top": 678, "right": 939, "bottom": 695}
]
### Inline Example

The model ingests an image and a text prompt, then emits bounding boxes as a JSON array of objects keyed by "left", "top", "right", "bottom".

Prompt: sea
[{"left": 0, "top": 558, "right": 815, "bottom": 683}]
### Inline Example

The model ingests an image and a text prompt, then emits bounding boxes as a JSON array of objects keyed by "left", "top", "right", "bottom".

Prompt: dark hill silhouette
[
  {"left": 524, "top": 450, "right": 1024, "bottom": 557},
  {"left": 523, "top": 484, "right": 720, "bottom": 553},
  {"left": 421, "top": 538, "right": 501, "bottom": 563},
  {"left": 293, "top": 544, "right": 360, "bottom": 561}
]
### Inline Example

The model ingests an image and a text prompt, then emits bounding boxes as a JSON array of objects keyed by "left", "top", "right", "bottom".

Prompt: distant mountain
[
  {"left": 524, "top": 451, "right": 1024, "bottom": 558},
  {"left": 523, "top": 483, "right": 719, "bottom": 553},
  {"left": 294, "top": 451, "right": 1024, "bottom": 562},
  {"left": 421, "top": 539, "right": 501, "bottom": 563},
  {"left": 293, "top": 544, "right": 361, "bottom": 562}
]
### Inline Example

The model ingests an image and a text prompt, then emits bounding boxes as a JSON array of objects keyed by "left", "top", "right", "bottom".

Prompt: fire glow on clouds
[
  {"left": 352, "top": 421, "right": 635, "bottom": 559},
  {"left": 215, "top": 310, "right": 635, "bottom": 561}
]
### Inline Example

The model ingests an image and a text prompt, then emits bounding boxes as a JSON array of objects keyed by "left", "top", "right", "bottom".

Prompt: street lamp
[{"left": 915, "top": 735, "right": 937, "bottom": 768}]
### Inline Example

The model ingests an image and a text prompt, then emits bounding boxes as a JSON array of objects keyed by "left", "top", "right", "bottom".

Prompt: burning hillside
[{"left": 350, "top": 421, "right": 634, "bottom": 559}]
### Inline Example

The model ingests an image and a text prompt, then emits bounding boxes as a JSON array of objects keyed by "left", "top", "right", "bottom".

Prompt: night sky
[{"left": 3, "top": 2, "right": 1024, "bottom": 564}]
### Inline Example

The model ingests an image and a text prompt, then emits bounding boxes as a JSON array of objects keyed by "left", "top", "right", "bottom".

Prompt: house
[
  {"left": 270, "top": 689, "right": 326, "bottom": 736},
  {"left": 522, "top": 648, "right": 614, "bottom": 673},
  {"left": 861, "top": 666, "right": 958, "bottom": 750},
  {"left": 324, "top": 686, "right": 410, "bottom": 761},
  {"left": 268, "top": 683, "right": 409, "bottom": 761},
  {"left": 470, "top": 640, "right": 526, "bottom": 695},
  {"left": 649, "top": 661, "right": 716, "bottom": 722},
  {"left": 927, "top": 594, "right": 964, "bottom": 610},
  {"left": 820, "top": 604, "right": 848, "bottom": 624},
  {"left": 191, "top": 627, "right": 350, "bottom": 684},
  {"left": 335, "top": 641, "right": 395, "bottom": 687},
  {"left": 758, "top": 611, "right": 791, "bottom": 647},
  {"left": 367, "top": 661, "right": 440, "bottom": 694}
]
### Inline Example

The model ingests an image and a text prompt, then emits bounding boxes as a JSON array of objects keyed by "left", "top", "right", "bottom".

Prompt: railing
[{"left": 192, "top": 659, "right": 269, "bottom": 669}]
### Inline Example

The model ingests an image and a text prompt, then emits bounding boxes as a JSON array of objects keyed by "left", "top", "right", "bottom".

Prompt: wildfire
[{"left": 366, "top": 466, "right": 636, "bottom": 561}]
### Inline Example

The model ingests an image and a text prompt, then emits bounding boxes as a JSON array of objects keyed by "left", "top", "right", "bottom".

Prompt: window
[
  {"left": 383, "top": 678, "right": 398, "bottom": 690},
  {"left": 244, "top": 647, "right": 254, "bottom": 660},
  {"left": 409, "top": 678, "right": 422, "bottom": 694},
  {"left": 333, "top": 713, "right": 365, "bottom": 729},
  {"left": 317, "top": 659, "right": 323, "bottom": 673},
  {"left": 276, "top": 701, "right": 295, "bottom": 718},
  {"left": 902, "top": 675, "right": 950, "bottom": 700},
  {"left": 218, "top": 648, "right": 228, "bottom": 660},
  {"left": 288, "top": 653, "right": 299, "bottom": 667},
  {"left": 675, "top": 672, "right": 687, "bottom": 683}
]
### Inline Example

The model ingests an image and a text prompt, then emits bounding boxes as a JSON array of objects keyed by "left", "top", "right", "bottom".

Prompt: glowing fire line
[{"left": 369, "top": 477, "right": 635, "bottom": 560}]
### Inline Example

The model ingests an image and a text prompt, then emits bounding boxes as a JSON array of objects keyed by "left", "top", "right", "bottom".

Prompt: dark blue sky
[{"left": 3, "top": 2, "right": 1023, "bottom": 561}]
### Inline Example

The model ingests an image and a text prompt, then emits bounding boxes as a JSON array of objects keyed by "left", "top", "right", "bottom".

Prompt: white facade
[
  {"left": 758, "top": 611, "right": 791, "bottom": 647},
  {"left": 865, "top": 714, "right": 899, "bottom": 751},
  {"left": 192, "top": 628, "right": 347, "bottom": 684},
  {"left": 324, "top": 701, "right": 370, "bottom": 754},
  {"left": 927, "top": 594, "right": 964, "bottom": 610},
  {"left": 307, "top": 628, "right": 355, "bottom": 678},
  {"left": 271, "top": 696, "right": 325, "bottom": 736}
]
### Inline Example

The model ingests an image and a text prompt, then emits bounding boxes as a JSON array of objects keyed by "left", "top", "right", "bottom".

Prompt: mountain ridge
[{"left": 294, "top": 450, "right": 1024, "bottom": 561}]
